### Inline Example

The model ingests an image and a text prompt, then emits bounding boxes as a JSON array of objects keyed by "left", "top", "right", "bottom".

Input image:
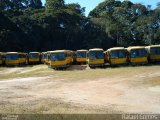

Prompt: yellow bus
[
  {"left": 127, "top": 46, "right": 148, "bottom": 64},
  {"left": 19, "top": 52, "right": 27, "bottom": 65},
  {"left": 146, "top": 45, "right": 160, "bottom": 62},
  {"left": 68, "top": 50, "right": 74, "bottom": 64},
  {"left": 41, "top": 52, "right": 47, "bottom": 63},
  {"left": 28, "top": 52, "right": 41, "bottom": 64},
  {"left": 5, "top": 52, "right": 19, "bottom": 66},
  {"left": 76, "top": 49, "right": 88, "bottom": 64},
  {"left": 88, "top": 48, "right": 104, "bottom": 68},
  {"left": 48, "top": 50, "right": 73, "bottom": 69},
  {"left": 105, "top": 47, "right": 128, "bottom": 65},
  {"left": 46, "top": 51, "right": 53, "bottom": 65}
]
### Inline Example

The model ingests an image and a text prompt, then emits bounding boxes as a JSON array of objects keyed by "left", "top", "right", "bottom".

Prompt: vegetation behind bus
[{"left": 0, "top": 0, "right": 160, "bottom": 52}]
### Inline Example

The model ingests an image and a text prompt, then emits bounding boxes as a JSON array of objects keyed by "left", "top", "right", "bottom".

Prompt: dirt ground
[{"left": 0, "top": 64, "right": 160, "bottom": 114}]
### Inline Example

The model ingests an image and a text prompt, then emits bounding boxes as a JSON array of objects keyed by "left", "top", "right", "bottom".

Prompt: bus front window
[
  {"left": 6, "top": 54, "right": 18, "bottom": 60},
  {"left": 139, "top": 49, "right": 147, "bottom": 57},
  {"left": 89, "top": 51, "right": 103, "bottom": 59},
  {"left": 110, "top": 50, "right": 126, "bottom": 59},
  {"left": 119, "top": 50, "right": 126, "bottom": 58},
  {"left": 77, "top": 52, "right": 86, "bottom": 58},
  {"left": 110, "top": 51, "right": 118, "bottom": 59},
  {"left": 29, "top": 53, "right": 39, "bottom": 58},
  {"left": 150, "top": 48, "right": 160, "bottom": 55},
  {"left": 131, "top": 49, "right": 147, "bottom": 58},
  {"left": 51, "top": 53, "right": 65, "bottom": 61}
]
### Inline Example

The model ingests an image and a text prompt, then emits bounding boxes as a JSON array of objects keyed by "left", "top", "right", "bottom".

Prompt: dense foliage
[{"left": 0, "top": 0, "right": 160, "bottom": 52}]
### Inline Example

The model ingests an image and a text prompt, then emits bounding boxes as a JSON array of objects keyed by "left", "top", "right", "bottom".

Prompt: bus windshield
[
  {"left": 150, "top": 47, "right": 160, "bottom": 55},
  {"left": 44, "top": 54, "right": 47, "bottom": 59},
  {"left": 6, "top": 54, "right": 18, "bottom": 60},
  {"left": 89, "top": 51, "right": 104, "bottom": 59},
  {"left": 29, "top": 53, "right": 39, "bottom": 58},
  {"left": 51, "top": 53, "right": 65, "bottom": 61},
  {"left": 110, "top": 50, "right": 126, "bottom": 59},
  {"left": 130, "top": 49, "right": 147, "bottom": 58},
  {"left": 77, "top": 52, "right": 86, "bottom": 58}
]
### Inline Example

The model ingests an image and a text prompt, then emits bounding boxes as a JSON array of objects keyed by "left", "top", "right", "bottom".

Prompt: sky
[{"left": 42, "top": 0, "right": 159, "bottom": 16}]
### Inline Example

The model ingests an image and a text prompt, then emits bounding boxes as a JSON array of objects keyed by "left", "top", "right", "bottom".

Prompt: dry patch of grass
[
  {"left": 0, "top": 98, "right": 112, "bottom": 114},
  {"left": 144, "top": 76, "right": 160, "bottom": 86},
  {"left": 0, "top": 64, "right": 160, "bottom": 81},
  {"left": 49, "top": 65, "right": 160, "bottom": 82},
  {"left": 1, "top": 64, "right": 160, "bottom": 115},
  {"left": 0, "top": 65, "right": 52, "bottom": 80}
]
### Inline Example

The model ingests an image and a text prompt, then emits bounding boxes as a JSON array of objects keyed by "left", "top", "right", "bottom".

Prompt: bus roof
[
  {"left": 127, "top": 46, "right": 146, "bottom": 50},
  {"left": 19, "top": 52, "right": 27, "bottom": 54},
  {"left": 89, "top": 48, "right": 103, "bottom": 51},
  {"left": 6, "top": 52, "right": 19, "bottom": 54},
  {"left": 49, "top": 50, "right": 68, "bottom": 53},
  {"left": 76, "top": 49, "right": 88, "bottom": 52},
  {"left": 29, "top": 52, "right": 40, "bottom": 54},
  {"left": 148, "top": 45, "right": 160, "bottom": 48},
  {"left": 42, "top": 52, "right": 47, "bottom": 54},
  {"left": 46, "top": 51, "right": 54, "bottom": 53},
  {"left": 107, "top": 47, "right": 125, "bottom": 52}
]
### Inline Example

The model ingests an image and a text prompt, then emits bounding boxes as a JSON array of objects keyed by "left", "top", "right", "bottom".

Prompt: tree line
[{"left": 0, "top": 0, "right": 160, "bottom": 52}]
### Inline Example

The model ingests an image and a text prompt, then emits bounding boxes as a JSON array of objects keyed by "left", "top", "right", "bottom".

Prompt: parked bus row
[
  {"left": 0, "top": 52, "right": 41, "bottom": 66},
  {"left": 0, "top": 45, "right": 160, "bottom": 69},
  {"left": 88, "top": 45, "right": 160, "bottom": 68}
]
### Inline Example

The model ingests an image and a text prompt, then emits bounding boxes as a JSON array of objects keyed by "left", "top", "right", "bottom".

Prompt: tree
[
  {"left": 10, "top": 0, "right": 24, "bottom": 10},
  {"left": 157, "top": 2, "right": 160, "bottom": 9},
  {"left": 0, "top": 0, "right": 160, "bottom": 52},
  {"left": 0, "top": 0, "right": 12, "bottom": 10},
  {"left": 89, "top": 0, "right": 155, "bottom": 46},
  {"left": 45, "top": 0, "right": 65, "bottom": 13},
  {"left": 66, "top": 3, "right": 85, "bottom": 16},
  {"left": 29, "top": 0, "right": 42, "bottom": 9}
]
